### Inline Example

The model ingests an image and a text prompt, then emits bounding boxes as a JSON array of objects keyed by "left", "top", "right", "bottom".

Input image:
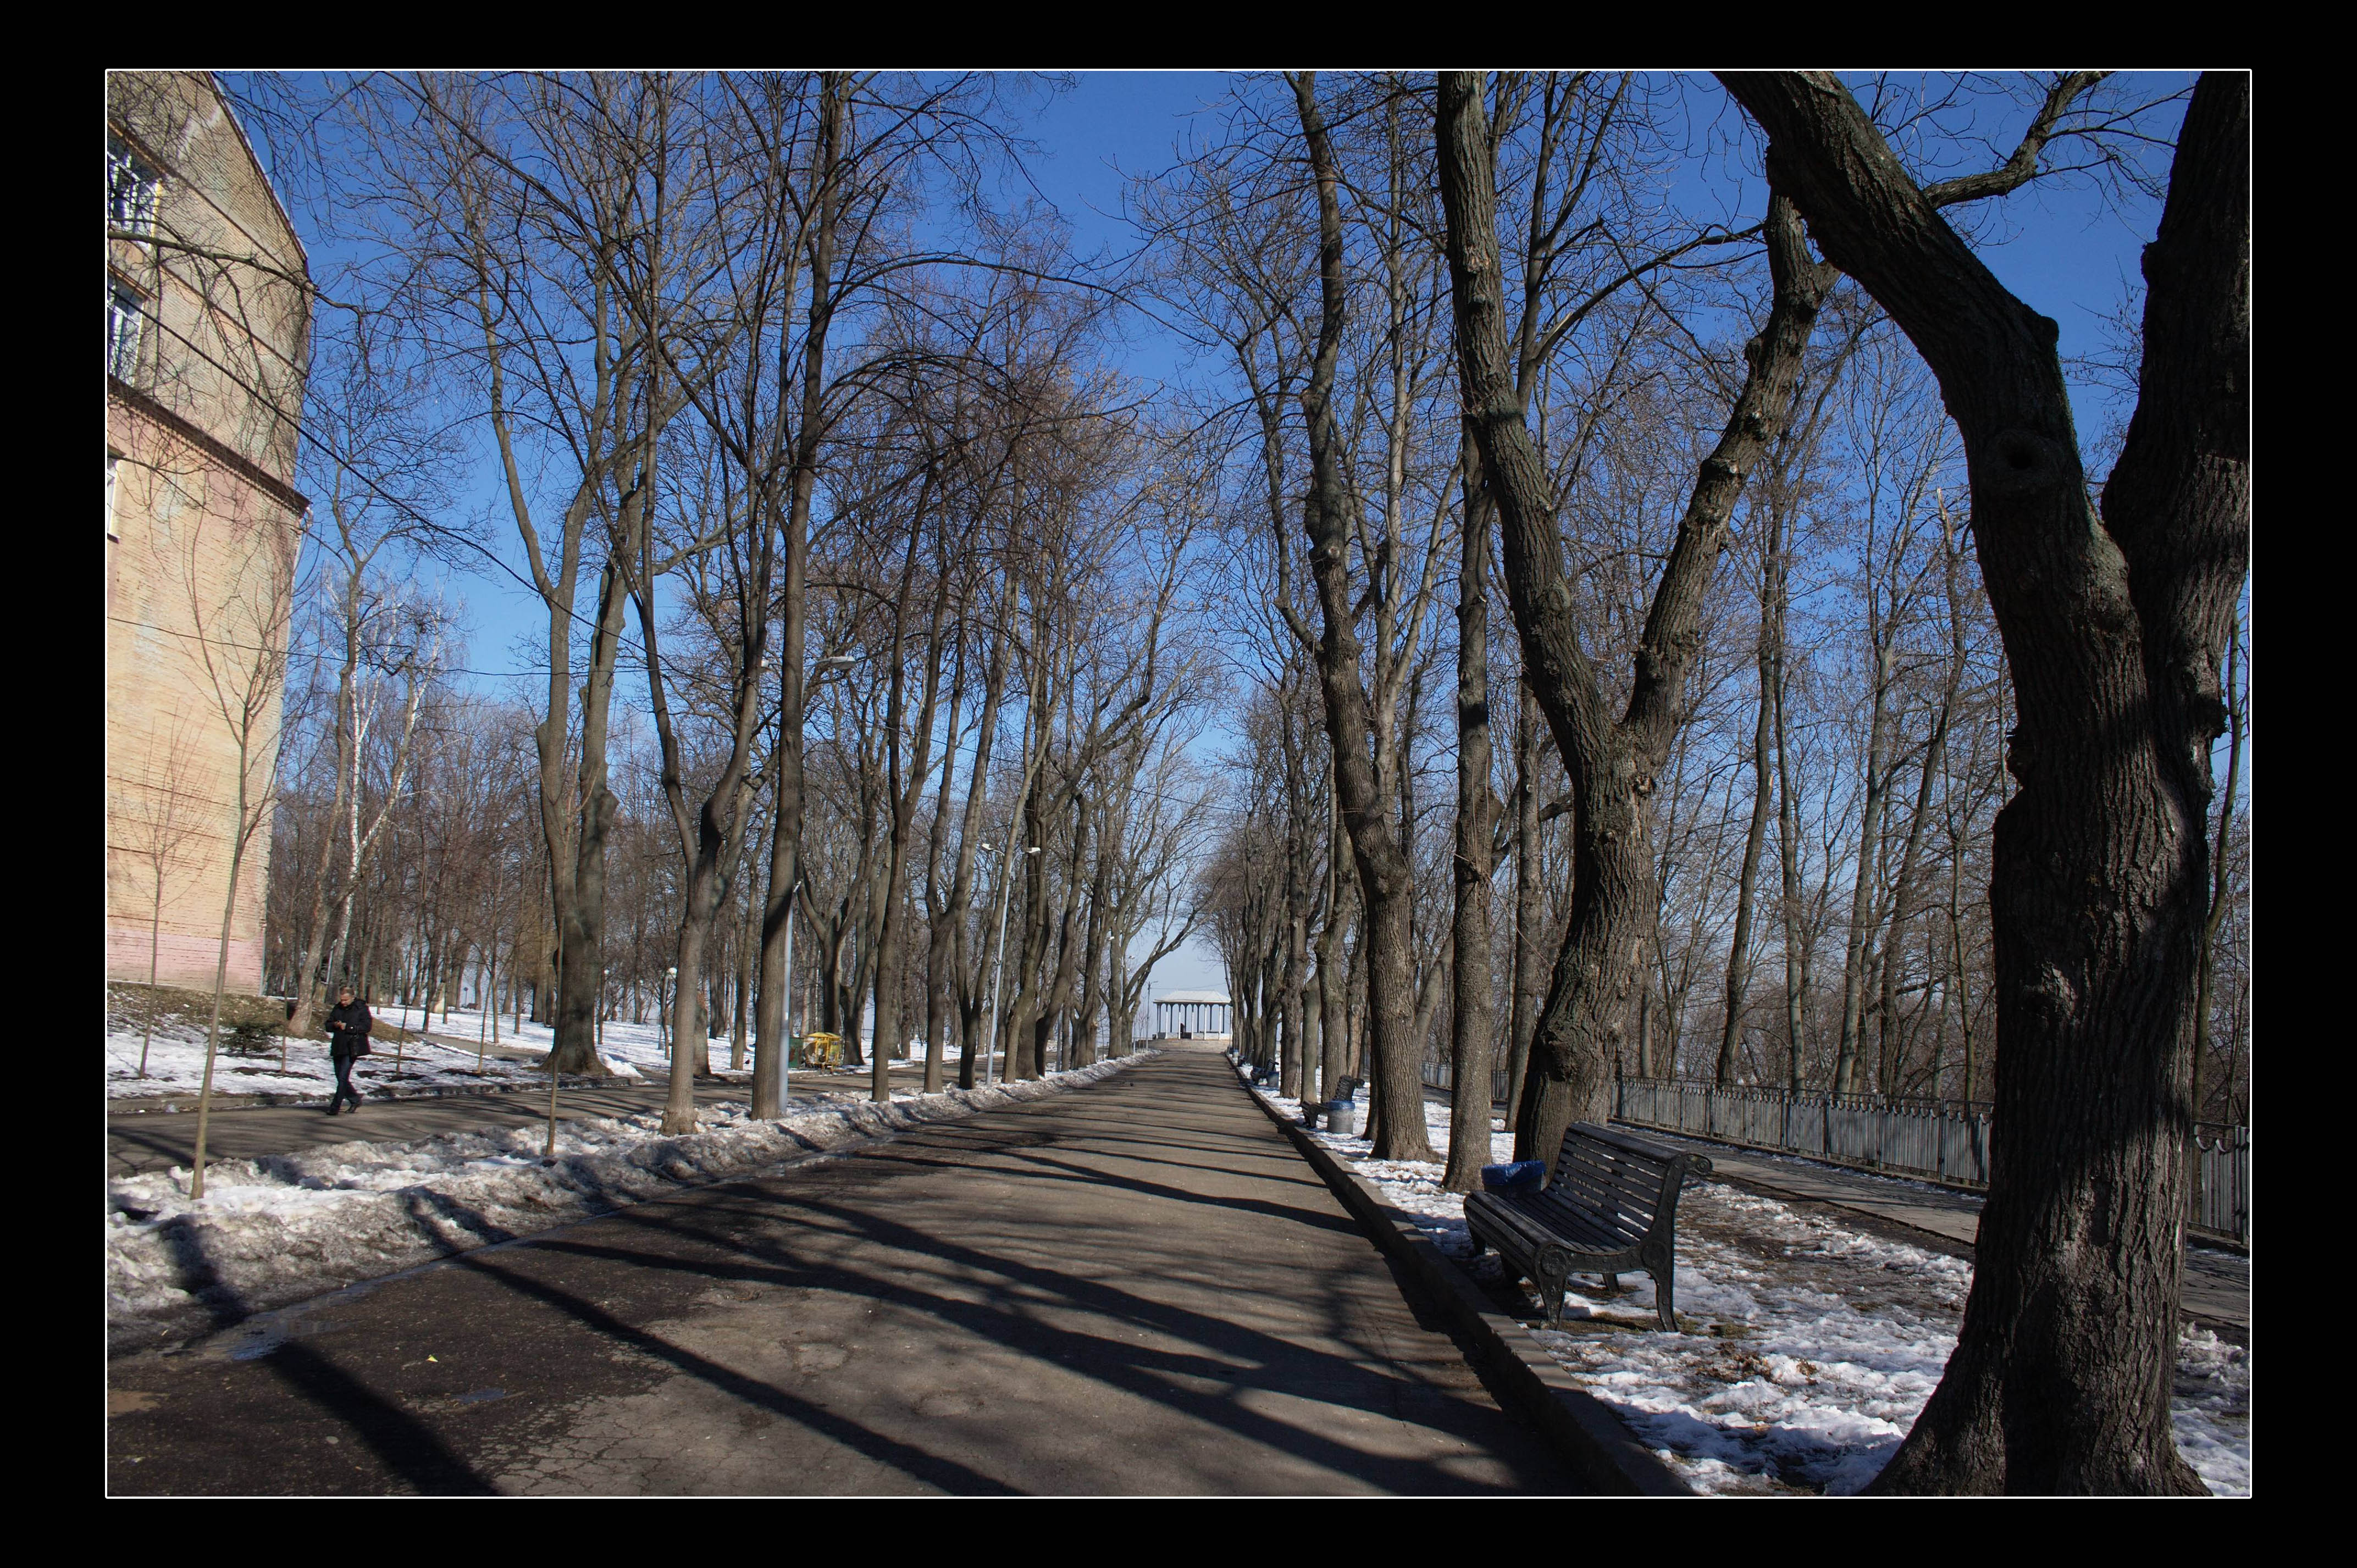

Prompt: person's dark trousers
[{"left": 330, "top": 1050, "right": 364, "bottom": 1112}]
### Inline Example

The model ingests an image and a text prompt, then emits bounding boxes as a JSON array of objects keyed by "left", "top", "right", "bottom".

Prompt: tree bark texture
[
  {"left": 1438, "top": 73, "right": 1835, "bottom": 1174},
  {"left": 1445, "top": 434, "right": 1501, "bottom": 1192},
  {"left": 1719, "top": 523, "right": 1780, "bottom": 1085},
  {"left": 1291, "top": 75, "right": 1435, "bottom": 1163},
  {"left": 752, "top": 74, "right": 845, "bottom": 1122},
  {"left": 1720, "top": 69, "right": 2247, "bottom": 1495}
]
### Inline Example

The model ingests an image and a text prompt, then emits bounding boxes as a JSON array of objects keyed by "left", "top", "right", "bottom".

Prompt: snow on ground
[
  {"left": 108, "top": 1050, "right": 1158, "bottom": 1347},
  {"left": 109, "top": 1002, "right": 986, "bottom": 1102},
  {"left": 417, "top": 1005, "right": 987, "bottom": 1081},
  {"left": 108, "top": 1019, "right": 568, "bottom": 1100},
  {"left": 1242, "top": 1063, "right": 2250, "bottom": 1496}
]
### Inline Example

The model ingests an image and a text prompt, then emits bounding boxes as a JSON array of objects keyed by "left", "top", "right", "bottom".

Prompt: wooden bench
[{"left": 1464, "top": 1122, "right": 1713, "bottom": 1331}]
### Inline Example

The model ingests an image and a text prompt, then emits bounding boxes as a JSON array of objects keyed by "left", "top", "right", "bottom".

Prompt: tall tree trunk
[
  {"left": 872, "top": 525, "right": 951, "bottom": 1101},
  {"left": 1315, "top": 782, "right": 1351, "bottom": 1106},
  {"left": 1072, "top": 791, "right": 1119, "bottom": 1070},
  {"left": 733, "top": 829, "right": 756, "bottom": 1071},
  {"left": 1440, "top": 75, "right": 1835, "bottom": 1171},
  {"left": 1835, "top": 647, "right": 1899, "bottom": 1092},
  {"left": 1719, "top": 509, "right": 1782, "bottom": 1084},
  {"left": 1005, "top": 749, "right": 1052, "bottom": 1079},
  {"left": 635, "top": 451, "right": 778, "bottom": 1127},
  {"left": 942, "top": 636, "right": 1006, "bottom": 1090},
  {"left": 918, "top": 629, "right": 973, "bottom": 1094},
  {"left": 752, "top": 75, "right": 846, "bottom": 1122},
  {"left": 1280, "top": 861, "right": 1310, "bottom": 1096},
  {"left": 1030, "top": 790, "right": 1091, "bottom": 1079},
  {"left": 1506, "top": 682, "right": 1546, "bottom": 1129},
  {"left": 1875, "top": 562, "right": 1968, "bottom": 1095},
  {"left": 1444, "top": 438, "right": 1500, "bottom": 1190},
  {"left": 1773, "top": 549, "right": 1811, "bottom": 1093},
  {"left": 289, "top": 619, "right": 357, "bottom": 1036},
  {"left": 550, "top": 553, "right": 632, "bottom": 1075},
  {"left": 2189, "top": 613, "right": 2243, "bottom": 1124},
  {"left": 1724, "top": 69, "right": 2247, "bottom": 1495},
  {"left": 1290, "top": 75, "right": 1434, "bottom": 1163}
]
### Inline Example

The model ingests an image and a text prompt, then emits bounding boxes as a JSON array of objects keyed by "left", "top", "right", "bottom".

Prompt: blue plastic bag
[{"left": 1480, "top": 1160, "right": 1546, "bottom": 1193}]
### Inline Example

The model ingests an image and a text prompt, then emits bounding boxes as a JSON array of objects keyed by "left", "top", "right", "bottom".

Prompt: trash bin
[
  {"left": 1326, "top": 1099, "right": 1357, "bottom": 1136},
  {"left": 1480, "top": 1160, "right": 1546, "bottom": 1193}
]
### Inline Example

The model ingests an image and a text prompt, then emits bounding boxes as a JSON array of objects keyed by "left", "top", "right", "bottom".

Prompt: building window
[
  {"left": 108, "top": 282, "right": 143, "bottom": 381},
  {"left": 108, "top": 136, "right": 161, "bottom": 238},
  {"left": 107, "top": 452, "right": 122, "bottom": 541}
]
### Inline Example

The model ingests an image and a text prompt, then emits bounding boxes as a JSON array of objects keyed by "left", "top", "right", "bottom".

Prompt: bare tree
[
  {"left": 174, "top": 493, "right": 298, "bottom": 1201},
  {"left": 1439, "top": 73, "right": 1839, "bottom": 1167},
  {"left": 1720, "top": 68, "right": 2245, "bottom": 1495},
  {"left": 355, "top": 72, "right": 715, "bottom": 1073},
  {"left": 108, "top": 717, "right": 209, "bottom": 1076}
]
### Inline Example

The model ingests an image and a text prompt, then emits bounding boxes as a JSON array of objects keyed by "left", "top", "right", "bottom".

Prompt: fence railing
[
  {"left": 1419, "top": 1059, "right": 1510, "bottom": 1105},
  {"left": 1423, "top": 1063, "right": 2249, "bottom": 1249},
  {"left": 2193, "top": 1123, "right": 2249, "bottom": 1248},
  {"left": 1608, "top": 1077, "right": 2249, "bottom": 1249},
  {"left": 1614, "top": 1075, "right": 1993, "bottom": 1182}
]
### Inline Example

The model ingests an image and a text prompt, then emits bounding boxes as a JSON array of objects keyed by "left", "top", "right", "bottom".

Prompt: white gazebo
[{"left": 1152, "top": 989, "right": 1231, "bottom": 1040}]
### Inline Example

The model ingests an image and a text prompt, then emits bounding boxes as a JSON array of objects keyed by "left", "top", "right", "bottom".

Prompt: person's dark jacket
[{"left": 325, "top": 1000, "right": 374, "bottom": 1057}]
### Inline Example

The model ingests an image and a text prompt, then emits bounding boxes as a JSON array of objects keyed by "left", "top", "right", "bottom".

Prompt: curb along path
[
  {"left": 1239, "top": 1081, "right": 1689, "bottom": 1494},
  {"left": 108, "top": 1043, "right": 1583, "bottom": 1495}
]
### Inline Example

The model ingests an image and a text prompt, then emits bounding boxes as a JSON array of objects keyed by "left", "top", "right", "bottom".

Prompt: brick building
[{"left": 106, "top": 72, "right": 311, "bottom": 996}]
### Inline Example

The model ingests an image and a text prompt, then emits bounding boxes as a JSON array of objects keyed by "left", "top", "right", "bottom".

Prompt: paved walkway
[
  {"left": 108, "top": 1044, "right": 1579, "bottom": 1495},
  {"left": 1624, "top": 1128, "right": 2250, "bottom": 1333},
  {"left": 108, "top": 1065, "right": 958, "bottom": 1181}
]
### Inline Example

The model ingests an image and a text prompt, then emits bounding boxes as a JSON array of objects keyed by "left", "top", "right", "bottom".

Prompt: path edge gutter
[{"left": 1238, "top": 1082, "right": 1691, "bottom": 1497}]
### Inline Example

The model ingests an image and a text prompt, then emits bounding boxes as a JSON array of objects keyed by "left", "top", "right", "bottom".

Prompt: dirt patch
[{"left": 108, "top": 983, "right": 291, "bottom": 1038}]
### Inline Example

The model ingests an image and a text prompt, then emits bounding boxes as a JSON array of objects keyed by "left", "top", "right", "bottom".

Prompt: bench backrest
[{"left": 1540, "top": 1123, "right": 1705, "bottom": 1244}]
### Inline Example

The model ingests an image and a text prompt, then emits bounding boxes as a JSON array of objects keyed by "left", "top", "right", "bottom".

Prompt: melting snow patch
[
  {"left": 1240, "top": 1062, "right": 2249, "bottom": 1496},
  {"left": 108, "top": 1051, "right": 1154, "bottom": 1345}
]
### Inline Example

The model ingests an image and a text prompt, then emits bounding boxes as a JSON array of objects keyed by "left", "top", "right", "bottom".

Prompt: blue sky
[{"left": 252, "top": 72, "right": 2199, "bottom": 1009}]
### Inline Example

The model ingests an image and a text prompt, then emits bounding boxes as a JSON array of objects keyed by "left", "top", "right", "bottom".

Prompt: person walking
[{"left": 324, "top": 987, "right": 372, "bottom": 1116}]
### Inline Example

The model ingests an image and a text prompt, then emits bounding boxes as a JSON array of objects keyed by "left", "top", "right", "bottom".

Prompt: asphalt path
[
  {"left": 107, "top": 1044, "right": 1579, "bottom": 1495},
  {"left": 108, "top": 1063, "right": 964, "bottom": 1181}
]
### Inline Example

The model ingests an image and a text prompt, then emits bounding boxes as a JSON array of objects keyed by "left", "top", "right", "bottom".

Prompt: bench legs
[
  {"left": 1585, "top": 1268, "right": 1676, "bottom": 1331},
  {"left": 1487, "top": 1238, "right": 1679, "bottom": 1333},
  {"left": 1548, "top": 1266, "right": 1679, "bottom": 1331},
  {"left": 1534, "top": 1244, "right": 1573, "bottom": 1328},
  {"left": 1640, "top": 1242, "right": 1677, "bottom": 1332}
]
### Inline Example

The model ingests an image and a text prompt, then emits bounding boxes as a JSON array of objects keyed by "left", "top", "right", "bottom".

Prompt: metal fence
[
  {"left": 1419, "top": 1059, "right": 1510, "bottom": 1105},
  {"left": 1424, "top": 1063, "right": 2249, "bottom": 1248},
  {"left": 2193, "top": 1123, "right": 2249, "bottom": 1247},
  {"left": 1614, "top": 1076, "right": 1993, "bottom": 1183},
  {"left": 1606, "top": 1076, "right": 2248, "bottom": 1249}
]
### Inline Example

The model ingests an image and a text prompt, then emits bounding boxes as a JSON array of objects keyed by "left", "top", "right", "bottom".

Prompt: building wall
[{"left": 106, "top": 72, "right": 309, "bottom": 996}]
